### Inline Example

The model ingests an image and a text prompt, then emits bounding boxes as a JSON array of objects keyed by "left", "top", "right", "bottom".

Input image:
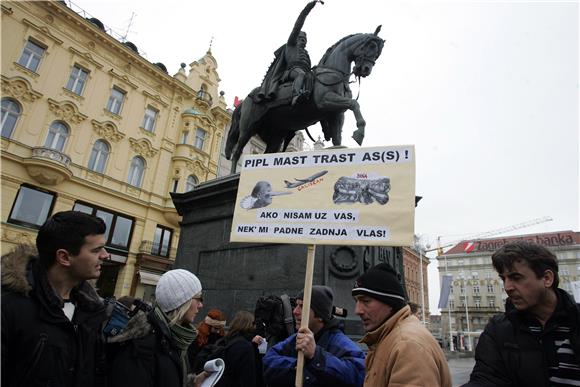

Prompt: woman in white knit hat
[{"left": 107, "top": 269, "right": 205, "bottom": 387}]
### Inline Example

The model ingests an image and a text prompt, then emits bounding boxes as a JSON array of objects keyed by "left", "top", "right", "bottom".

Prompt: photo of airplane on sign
[{"left": 284, "top": 170, "right": 328, "bottom": 189}]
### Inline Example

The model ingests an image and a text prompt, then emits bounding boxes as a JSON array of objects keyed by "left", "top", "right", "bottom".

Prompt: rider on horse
[{"left": 256, "top": 1, "right": 321, "bottom": 106}]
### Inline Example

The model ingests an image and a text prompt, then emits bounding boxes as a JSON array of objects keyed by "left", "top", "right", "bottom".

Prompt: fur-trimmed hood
[
  {"left": 107, "top": 310, "right": 153, "bottom": 343},
  {"left": 1, "top": 244, "right": 38, "bottom": 295}
]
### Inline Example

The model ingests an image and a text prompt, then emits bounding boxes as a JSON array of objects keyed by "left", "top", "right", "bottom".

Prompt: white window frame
[
  {"left": 66, "top": 65, "right": 89, "bottom": 95},
  {"left": 88, "top": 140, "right": 110, "bottom": 173},
  {"left": 181, "top": 130, "right": 189, "bottom": 144},
  {"left": 127, "top": 156, "right": 145, "bottom": 188},
  {"left": 17, "top": 40, "right": 45, "bottom": 72},
  {"left": 142, "top": 106, "right": 158, "bottom": 132},
  {"left": 186, "top": 175, "right": 198, "bottom": 192},
  {"left": 1, "top": 98, "right": 21, "bottom": 138},
  {"left": 106, "top": 88, "right": 125, "bottom": 115},
  {"left": 44, "top": 121, "right": 69, "bottom": 151},
  {"left": 194, "top": 128, "right": 206, "bottom": 150}
]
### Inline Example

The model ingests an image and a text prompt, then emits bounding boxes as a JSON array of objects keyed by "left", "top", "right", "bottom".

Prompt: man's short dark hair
[
  {"left": 36, "top": 210, "right": 107, "bottom": 267},
  {"left": 491, "top": 241, "right": 559, "bottom": 288}
]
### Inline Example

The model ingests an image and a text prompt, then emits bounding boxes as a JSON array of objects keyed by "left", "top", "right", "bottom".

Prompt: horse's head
[{"left": 352, "top": 26, "right": 385, "bottom": 78}]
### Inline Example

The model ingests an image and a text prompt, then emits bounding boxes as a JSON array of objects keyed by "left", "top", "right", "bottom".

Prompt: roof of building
[{"left": 443, "top": 230, "right": 579, "bottom": 255}]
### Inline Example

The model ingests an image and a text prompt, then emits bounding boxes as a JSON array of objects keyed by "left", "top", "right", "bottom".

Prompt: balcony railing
[
  {"left": 31, "top": 147, "right": 71, "bottom": 167},
  {"left": 196, "top": 90, "right": 213, "bottom": 106},
  {"left": 138, "top": 240, "right": 176, "bottom": 258}
]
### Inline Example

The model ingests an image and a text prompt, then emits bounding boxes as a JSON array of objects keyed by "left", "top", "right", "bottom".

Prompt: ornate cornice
[
  {"left": 142, "top": 90, "right": 168, "bottom": 108},
  {"left": 68, "top": 47, "right": 104, "bottom": 69},
  {"left": 109, "top": 69, "right": 138, "bottom": 90},
  {"left": 22, "top": 18, "right": 63, "bottom": 45},
  {"left": 129, "top": 137, "right": 158, "bottom": 158},
  {"left": 1, "top": 75, "right": 43, "bottom": 103},
  {"left": 47, "top": 98, "right": 87, "bottom": 124},
  {"left": 1, "top": 4, "right": 14, "bottom": 15},
  {"left": 185, "top": 159, "right": 206, "bottom": 177},
  {"left": 91, "top": 119, "right": 125, "bottom": 143}
]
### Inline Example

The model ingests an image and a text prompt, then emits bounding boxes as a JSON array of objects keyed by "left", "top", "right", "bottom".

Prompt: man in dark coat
[
  {"left": 1, "top": 211, "right": 110, "bottom": 387},
  {"left": 463, "top": 241, "right": 580, "bottom": 386}
]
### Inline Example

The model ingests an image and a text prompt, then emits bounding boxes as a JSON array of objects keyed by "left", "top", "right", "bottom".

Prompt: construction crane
[{"left": 435, "top": 216, "right": 553, "bottom": 255}]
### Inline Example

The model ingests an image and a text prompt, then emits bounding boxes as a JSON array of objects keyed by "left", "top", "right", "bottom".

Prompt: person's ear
[
  {"left": 55, "top": 249, "right": 73, "bottom": 267},
  {"left": 543, "top": 269, "right": 554, "bottom": 288}
]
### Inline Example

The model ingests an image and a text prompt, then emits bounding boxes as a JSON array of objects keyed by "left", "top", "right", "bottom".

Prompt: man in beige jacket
[{"left": 352, "top": 263, "right": 452, "bottom": 387}]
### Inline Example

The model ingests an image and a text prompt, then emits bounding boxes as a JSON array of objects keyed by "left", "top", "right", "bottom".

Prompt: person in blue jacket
[{"left": 263, "top": 286, "right": 365, "bottom": 387}]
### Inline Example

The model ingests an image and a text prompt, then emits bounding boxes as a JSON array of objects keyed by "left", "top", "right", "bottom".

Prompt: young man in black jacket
[
  {"left": 1, "top": 211, "right": 110, "bottom": 387},
  {"left": 464, "top": 241, "right": 580, "bottom": 387}
]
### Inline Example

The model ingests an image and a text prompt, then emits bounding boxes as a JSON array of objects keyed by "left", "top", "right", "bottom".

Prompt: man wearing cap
[
  {"left": 352, "top": 263, "right": 451, "bottom": 387},
  {"left": 263, "top": 285, "right": 365, "bottom": 386}
]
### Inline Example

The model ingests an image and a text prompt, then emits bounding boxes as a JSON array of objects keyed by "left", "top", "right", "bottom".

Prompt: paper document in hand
[{"left": 201, "top": 358, "right": 225, "bottom": 387}]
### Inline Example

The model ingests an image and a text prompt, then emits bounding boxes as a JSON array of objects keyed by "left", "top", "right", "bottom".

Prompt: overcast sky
[{"left": 71, "top": 0, "right": 579, "bottom": 313}]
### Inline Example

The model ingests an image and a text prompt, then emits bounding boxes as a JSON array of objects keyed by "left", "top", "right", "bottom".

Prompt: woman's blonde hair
[
  {"left": 225, "top": 310, "right": 255, "bottom": 338},
  {"left": 165, "top": 298, "right": 194, "bottom": 326}
]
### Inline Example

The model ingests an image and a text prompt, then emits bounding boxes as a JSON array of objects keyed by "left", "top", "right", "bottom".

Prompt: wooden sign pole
[{"left": 295, "top": 244, "right": 316, "bottom": 387}]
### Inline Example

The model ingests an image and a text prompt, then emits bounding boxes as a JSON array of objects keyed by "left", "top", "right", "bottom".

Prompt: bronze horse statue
[{"left": 225, "top": 26, "right": 385, "bottom": 173}]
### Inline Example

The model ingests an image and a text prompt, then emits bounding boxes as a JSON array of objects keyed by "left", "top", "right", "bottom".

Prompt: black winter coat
[
  {"left": 216, "top": 334, "right": 260, "bottom": 387},
  {"left": 107, "top": 309, "right": 186, "bottom": 387},
  {"left": 1, "top": 246, "right": 108, "bottom": 387},
  {"left": 464, "top": 288, "right": 580, "bottom": 387}
]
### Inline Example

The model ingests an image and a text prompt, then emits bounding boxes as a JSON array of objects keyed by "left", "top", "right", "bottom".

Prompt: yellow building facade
[{"left": 1, "top": 1, "right": 231, "bottom": 301}]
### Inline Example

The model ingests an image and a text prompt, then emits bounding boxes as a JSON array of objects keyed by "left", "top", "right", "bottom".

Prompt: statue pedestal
[{"left": 172, "top": 174, "right": 405, "bottom": 336}]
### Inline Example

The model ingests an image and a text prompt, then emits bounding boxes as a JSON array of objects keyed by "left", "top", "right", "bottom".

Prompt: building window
[
  {"left": 73, "top": 202, "right": 134, "bottom": 251},
  {"left": 44, "top": 121, "right": 69, "bottom": 151},
  {"left": 561, "top": 267, "right": 570, "bottom": 276},
  {"left": 488, "top": 297, "right": 496, "bottom": 308},
  {"left": 171, "top": 179, "right": 179, "bottom": 193},
  {"left": 473, "top": 284, "right": 480, "bottom": 294},
  {"left": 449, "top": 300, "right": 455, "bottom": 309},
  {"left": 181, "top": 131, "right": 189, "bottom": 144},
  {"left": 474, "top": 297, "right": 481, "bottom": 308},
  {"left": 17, "top": 39, "right": 45, "bottom": 72},
  {"left": 106, "top": 88, "right": 125, "bottom": 115},
  {"left": 195, "top": 128, "right": 206, "bottom": 150},
  {"left": 1, "top": 98, "right": 21, "bottom": 138},
  {"left": 487, "top": 284, "right": 494, "bottom": 293},
  {"left": 142, "top": 106, "right": 158, "bottom": 132},
  {"left": 8, "top": 185, "right": 55, "bottom": 228},
  {"left": 186, "top": 175, "right": 198, "bottom": 192},
  {"left": 460, "top": 284, "right": 465, "bottom": 294},
  {"left": 127, "top": 156, "right": 145, "bottom": 187},
  {"left": 461, "top": 296, "right": 467, "bottom": 307},
  {"left": 66, "top": 65, "right": 89, "bottom": 95},
  {"left": 88, "top": 140, "right": 110, "bottom": 173},
  {"left": 152, "top": 225, "right": 172, "bottom": 257},
  {"left": 449, "top": 285, "right": 454, "bottom": 294}
]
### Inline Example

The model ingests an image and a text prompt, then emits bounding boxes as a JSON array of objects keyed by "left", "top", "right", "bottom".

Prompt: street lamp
[
  {"left": 460, "top": 272, "right": 473, "bottom": 351},
  {"left": 444, "top": 256, "right": 454, "bottom": 352},
  {"left": 419, "top": 246, "right": 427, "bottom": 325}
]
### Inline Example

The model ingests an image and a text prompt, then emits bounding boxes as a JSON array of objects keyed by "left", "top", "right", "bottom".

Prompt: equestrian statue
[{"left": 225, "top": 1, "right": 385, "bottom": 173}]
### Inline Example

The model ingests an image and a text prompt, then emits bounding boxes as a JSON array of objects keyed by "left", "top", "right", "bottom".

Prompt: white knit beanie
[{"left": 155, "top": 269, "right": 202, "bottom": 313}]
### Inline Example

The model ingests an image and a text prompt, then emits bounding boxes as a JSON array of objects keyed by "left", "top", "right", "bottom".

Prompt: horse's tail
[{"left": 225, "top": 102, "right": 243, "bottom": 160}]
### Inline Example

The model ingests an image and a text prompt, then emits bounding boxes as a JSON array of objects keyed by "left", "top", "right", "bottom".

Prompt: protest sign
[{"left": 230, "top": 145, "right": 416, "bottom": 246}]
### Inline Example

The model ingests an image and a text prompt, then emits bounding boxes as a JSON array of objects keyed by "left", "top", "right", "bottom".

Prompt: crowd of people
[{"left": 1, "top": 210, "right": 578, "bottom": 387}]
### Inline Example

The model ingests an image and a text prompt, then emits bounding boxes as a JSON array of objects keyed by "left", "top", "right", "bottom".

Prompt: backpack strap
[{"left": 280, "top": 294, "right": 294, "bottom": 336}]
